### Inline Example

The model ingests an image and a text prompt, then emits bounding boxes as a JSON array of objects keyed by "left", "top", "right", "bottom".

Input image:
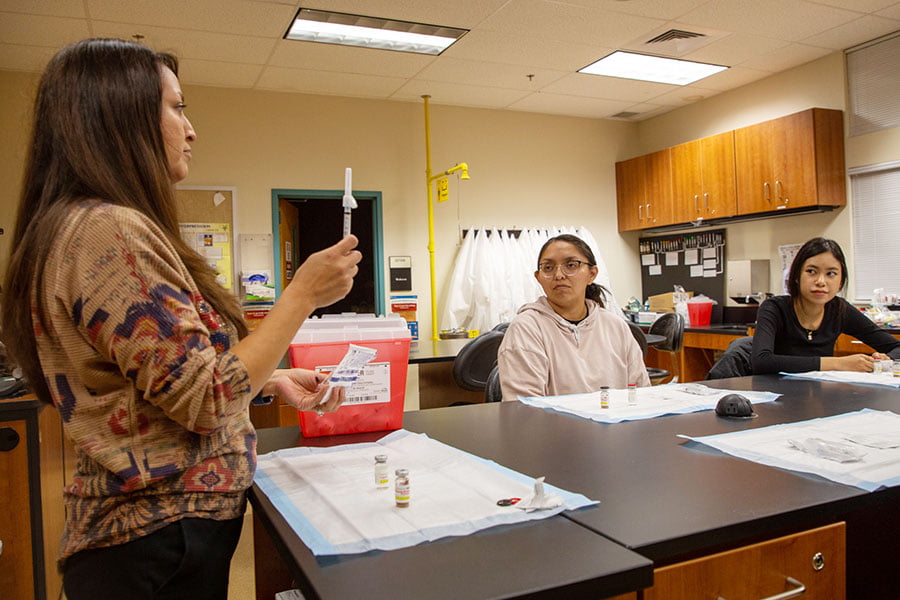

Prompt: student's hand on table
[
  {"left": 265, "top": 368, "right": 346, "bottom": 413},
  {"left": 832, "top": 353, "right": 876, "bottom": 372}
]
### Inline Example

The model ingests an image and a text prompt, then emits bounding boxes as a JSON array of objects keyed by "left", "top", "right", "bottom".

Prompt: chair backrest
[
  {"left": 626, "top": 320, "right": 649, "bottom": 358},
  {"left": 484, "top": 364, "right": 503, "bottom": 402},
  {"left": 452, "top": 330, "right": 506, "bottom": 391},
  {"left": 648, "top": 312, "right": 685, "bottom": 353},
  {"left": 706, "top": 336, "right": 754, "bottom": 379}
]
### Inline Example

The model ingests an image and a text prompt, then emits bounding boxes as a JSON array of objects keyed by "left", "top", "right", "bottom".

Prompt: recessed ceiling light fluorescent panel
[
  {"left": 579, "top": 51, "right": 727, "bottom": 85},
  {"left": 286, "top": 8, "right": 467, "bottom": 55}
]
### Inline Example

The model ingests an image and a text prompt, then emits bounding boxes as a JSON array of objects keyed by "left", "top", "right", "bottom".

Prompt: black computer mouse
[{"left": 715, "top": 393, "right": 756, "bottom": 418}]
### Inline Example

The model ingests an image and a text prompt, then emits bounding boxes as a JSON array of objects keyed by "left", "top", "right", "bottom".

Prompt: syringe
[{"left": 343, "top": 167, "right": 357, "bottom": 238}]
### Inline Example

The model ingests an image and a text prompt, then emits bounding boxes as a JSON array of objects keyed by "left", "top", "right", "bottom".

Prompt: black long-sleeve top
[{"left": 751, "top": 295, "right": 900, "bottom": 374}]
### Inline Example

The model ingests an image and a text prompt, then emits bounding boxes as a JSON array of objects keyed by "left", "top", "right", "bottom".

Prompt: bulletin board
[
  {"left": 639, "top": 229, "right": 726, "bottom": 305},
  {"left": 175, "top": 186, "right": 237, "bottom": 292}
]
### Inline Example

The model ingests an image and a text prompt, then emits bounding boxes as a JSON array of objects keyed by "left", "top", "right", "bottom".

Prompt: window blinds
[
  {"left": 851, "top": 164, "right": 900, "bottom": 300},
  {"left": 846, "top": 31, "right": 900, "bottom": 137}
]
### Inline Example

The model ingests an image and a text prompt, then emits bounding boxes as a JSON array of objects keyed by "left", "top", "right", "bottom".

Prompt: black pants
[{"left": 63, "top": 516, "right": 244, "bottom": 600}]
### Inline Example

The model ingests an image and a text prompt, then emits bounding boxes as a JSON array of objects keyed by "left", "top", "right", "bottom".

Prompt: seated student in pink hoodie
[{"left": 498, "top": 234, "right": 650, "bottom": 401}]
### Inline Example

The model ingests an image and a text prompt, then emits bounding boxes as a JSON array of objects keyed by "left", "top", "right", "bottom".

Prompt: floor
[{"left": 228, "top": 507, "right": 257, "bottom": 600}]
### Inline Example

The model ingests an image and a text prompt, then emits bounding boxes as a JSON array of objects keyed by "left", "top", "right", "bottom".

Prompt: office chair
[
  {"left": 627, "top": 320, "right": 671, "bottom": 383},
  {"left": 452, "top": 329, "right": 506, "bottom": 392},
  {"left": 706, "top": 336, "right": 754, "bottom": 380},
  {"left": 484, "top": 364, "right": 503, "bottom": 402},
  {"left": 647, "top": 312, "right": 685, "bottom": 384}
]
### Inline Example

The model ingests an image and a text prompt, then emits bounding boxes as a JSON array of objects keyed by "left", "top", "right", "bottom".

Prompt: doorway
[{"left": 271, "top": 189, "right": 384, "bottom": 316}]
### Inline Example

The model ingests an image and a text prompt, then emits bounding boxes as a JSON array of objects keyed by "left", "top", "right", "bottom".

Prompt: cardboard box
[{"left": 648, "top": 291, "right": 693, "bottom": 313}]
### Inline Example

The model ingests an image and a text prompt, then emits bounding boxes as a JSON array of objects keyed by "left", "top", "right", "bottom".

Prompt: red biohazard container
[{"left": 288, "top": 314, "right": 411, "bottom": 437}]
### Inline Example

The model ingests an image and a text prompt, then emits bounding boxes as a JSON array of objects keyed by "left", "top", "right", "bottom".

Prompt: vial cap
[
  {"left": 600, "top": 386, "right": 609, "bottom": 390},
  {"left": 395, "top": 468, "right": 409, "bottom": 477},
  {"left": 375, "top": 455, "right": 387, "bottom": 463}
]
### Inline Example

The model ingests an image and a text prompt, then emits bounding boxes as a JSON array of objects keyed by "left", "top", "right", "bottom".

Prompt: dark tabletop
[
  {"left": 252, "top": 427, "right": 652, "bottom": 600},
  {"left": 407, "top": 338, "right": 472, "bottom": 363}
]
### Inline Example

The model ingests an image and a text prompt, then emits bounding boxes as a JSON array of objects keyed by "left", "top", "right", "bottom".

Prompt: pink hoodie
[{"left": 498, "top": 296, "right": 650, "bottom": 401}]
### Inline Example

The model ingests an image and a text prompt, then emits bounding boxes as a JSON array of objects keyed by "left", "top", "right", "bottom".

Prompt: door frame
[{"left": 270, "top": 188, "right": 385, "bottom": 315}]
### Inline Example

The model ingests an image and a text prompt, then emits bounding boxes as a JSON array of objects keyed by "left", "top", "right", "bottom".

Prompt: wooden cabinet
[
  {"left": 616, "top": 149, "right": 673, "bottom": 231},
  {"left": 671, "top": 131, "right": 737, "bottom": 222},
  {"left": 735, "top": 108, "right": 846, "bottom": 215},
  {"left": 616, "top": 108, "right": 845, "bottom": 231},
  {"left": 643, "top": 522, "right": 845, "bottom": 600}
]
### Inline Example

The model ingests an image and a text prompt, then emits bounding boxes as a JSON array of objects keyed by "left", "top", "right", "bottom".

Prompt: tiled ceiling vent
[
  {"left": 611, "top": 111, "right": 640, "bottom": 119},
  {"left": 624, "top": 25, "right": 730, "bottom": 58}
]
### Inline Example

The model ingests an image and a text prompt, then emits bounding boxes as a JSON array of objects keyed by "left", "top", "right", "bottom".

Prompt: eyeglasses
[{"left": 537, "top": 260, "right": 592, "bottom": 278}]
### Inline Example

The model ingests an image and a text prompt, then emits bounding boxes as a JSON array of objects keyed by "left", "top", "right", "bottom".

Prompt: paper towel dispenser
[{"left": 727, "top": 260, "right": 770, "bottom": 306}]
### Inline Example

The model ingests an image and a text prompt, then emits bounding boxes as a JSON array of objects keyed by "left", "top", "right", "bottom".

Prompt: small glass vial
[
  {"left": 600, "top": 386, "right": 610, "bottom": 409},
  {"left": 874, "top": 360, "right": 883, "bottom": 375},
  {"left": 884, "top": 359, "right": 894, "bottom": 376},
  {"left": 627, "top": 383, "right": 637, "bottom": 406},
  {"left": 394, "top": 469, "right": 410, "bottom": 508},
  {"left": 374, "top": 455, "right": 389, "bottom": 489},
  {"left": 893, "top": 360, "right": 900, "bottom": 378}
]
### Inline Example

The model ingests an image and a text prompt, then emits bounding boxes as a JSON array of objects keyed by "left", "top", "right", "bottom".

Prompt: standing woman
[
  {"left": 498, "top": 234, "right": 649, "bottom": 401},
  {"left": 751, "top": 237, "right": 899, "bottom": 374},
  {"left": 1, "top": 38, "right": 361, "bottom": 599}
]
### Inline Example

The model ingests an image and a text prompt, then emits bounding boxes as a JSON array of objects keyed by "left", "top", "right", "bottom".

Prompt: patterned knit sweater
[{"left": 36, "top": 202, "right": 256, "bottom": 564}]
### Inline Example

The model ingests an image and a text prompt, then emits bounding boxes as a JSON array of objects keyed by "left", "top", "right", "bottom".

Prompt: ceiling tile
[
  {"left": 91, "top": 22, "right": 278, "bottom": 64},
  {"left": 390, "top": 79, "right": 531, "bottom": 109},
  {"left": 0, "top": 12, "right": 90, "bottom": 47},
  {"left": 0, "top": 0, "right": 86, "bottom": 18},
  {"left": 801, "top": 15, "right": 900, "bottom": 49},
  {"left": 86, "top": 0, "right": 296, "bottom": 36},
  {"left": 258, "top": 66, "right": 406, "bottom": 98},
  {"left": 560, "top": 0, "right": 712, "bottom": 21},
  {"left": 269, "top": 40, "right": 434, "bottom": 78},
  {"left": 178, "top": 58, "right": 264, "bottom": 88},
  {"left": 806, "top": 0, "right": 899, "bottom": 12},
  {"left": 477, "top": 0, "right": 666, "bottom": 48},
  {"left": 680, "top": 0, "right": 865, "bottom": 42},
  {"left": 0, "top": 43, "right": 58, "bottom": 72},
  {"left": 739, "top": 42, "right": 833, "bottom": 72},
  {"left": 622, "top": 103, "right": 676, "bottom": 121},
  {"left": 682, "top": 33, "right": 790, "bottom": 67},
  {"left": 541, "top": 72, "right": 677, "bottom": 103},
  {"left": 507, "top": 92, "right": 634, "bottom": 119},
  {"left": 285, "top": 0, "right": 508, "bottom": 29},
  {"left": 443, "top": 29, "right": 613, "bottom": 72},
  {"left": 689, "top": 65, "right": 773, "bottom": 91},
  {"left": 875, "top": 4, "right": 900, "bottom": 19},
  {"left": 414, "top": 56, "right": 568, "bottom": 91},
  {"left": 643, "top": 85, "right": 723, "bottom": 107}
]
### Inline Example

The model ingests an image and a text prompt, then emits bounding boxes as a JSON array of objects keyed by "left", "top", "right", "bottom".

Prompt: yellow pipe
[
  {"left": 422, "top": 96, "right": 470, "bottom": 341},
  {"left": 423, "top": 95, "right": 439, "bottom": 340}
]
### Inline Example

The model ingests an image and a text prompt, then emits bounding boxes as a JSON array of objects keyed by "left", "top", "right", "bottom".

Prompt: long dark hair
[
  {"left": 787, "top": 237, "right": 848, "bottom": 297},
  {"left": 537, "top": 234, "right": 608, "bottom": 307},
  {"left": 1, "top": 38, "right": 246, "bottom": 404}
]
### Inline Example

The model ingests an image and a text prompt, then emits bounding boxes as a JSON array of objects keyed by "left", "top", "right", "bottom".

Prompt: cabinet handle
[
  {"left": 694, "top": 194, "right": 699, "bottom": 212},
  {"left": 717, "top": 576, "right": 806, "bottom": 600},
  {"left": 705, "top": 192, "right": 713, "bottom": 214},
  {"left": 764, "top": 181, "right": 771, "bottom": 203},
  {"left": 638, "top": 204, "right": 643, "bottom": 220},
  {"left": 776, "top": 180, "right": 788, "bottom": 206},
  {"left": 646, "top": 203, "right": 653, "bottom": 221}
]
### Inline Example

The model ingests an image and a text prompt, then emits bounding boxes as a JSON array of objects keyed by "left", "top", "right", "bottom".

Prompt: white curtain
[{"left": 441, "top": 226, "right": 624, "bottom": 334}]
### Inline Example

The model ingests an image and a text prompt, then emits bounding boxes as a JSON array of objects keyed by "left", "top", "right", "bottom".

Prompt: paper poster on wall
[
  {"left": 648, "top": 265, "right": 662, "bottom": 276},
  {"left": 665, "top": 252, "right": 679, "bottom": 266},
  {"left": 180, "top": 222, "right": 232, "bottom": 290},
  {"left": 702, "top": 247, "right": 717, "bottom": 259},
  {"left": 703, "top": 259, "right": 717, "bottom": 270},
  {"left": 690, "top": 265, "right": 703, "bottom": 277},
  {"left": 641, "top": 254, "right": 656, "bottom": 266},
  {"left": 704, "top": 270, "right": 717, "bottom": 278},
  {"left": 684, "top": 248, "right": 699, "bottom": 265}
]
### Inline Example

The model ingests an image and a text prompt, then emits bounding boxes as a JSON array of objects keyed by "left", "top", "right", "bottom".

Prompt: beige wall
[
  {"left": 3, "top": 48, "right": 897, "bottom": 328},
  {"left": 0, "top": 69, "right": 638, "bottom": 339},
  {"left": 636, "top": 51, "right": 900, "bottom": 300}
]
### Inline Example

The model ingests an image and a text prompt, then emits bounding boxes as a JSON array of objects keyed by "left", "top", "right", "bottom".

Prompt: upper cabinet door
[
  {"left": 671, "top": 139, "right": 704, "bottom": 221},
  {"left": 644, "top": 148, "right": 674, "bottom": 228},
  {"left": 735, "top": 108, "right": 846, "bottom": 216},
  {"left": 616, "top": 156, "right": 647, "bottom": 232},
  {"left": 699, "top": 131, "right": 737, "bottom": 219}
]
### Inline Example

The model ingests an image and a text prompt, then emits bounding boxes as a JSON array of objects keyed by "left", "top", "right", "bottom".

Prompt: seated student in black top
[{"left": 752, "top": 237, "right": 900, "bottom": 374}]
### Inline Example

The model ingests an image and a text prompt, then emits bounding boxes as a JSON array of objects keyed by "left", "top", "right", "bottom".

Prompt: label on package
[{"left": 315, "top": 362, "right": 391, "bottom": 405}]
